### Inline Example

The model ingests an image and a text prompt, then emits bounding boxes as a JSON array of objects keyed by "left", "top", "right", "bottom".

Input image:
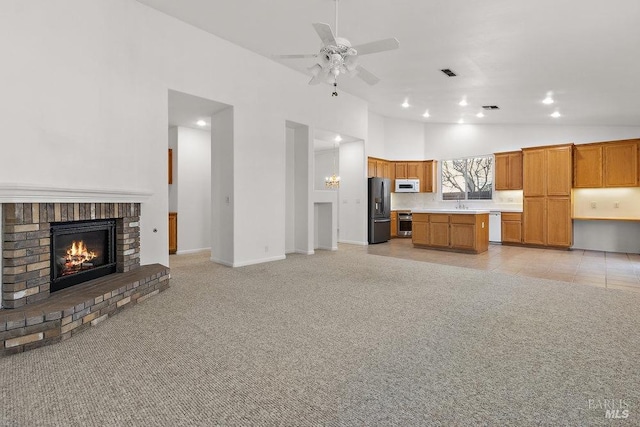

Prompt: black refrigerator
[{"left": 368, "top": 177, "right": 391, "bottom": 244}]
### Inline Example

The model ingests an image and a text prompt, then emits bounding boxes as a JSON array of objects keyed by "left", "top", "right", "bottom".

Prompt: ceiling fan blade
[
  {"left": 312, "top": 22, "right": 337, "bottom": 47},
  {"left": 352, "top": 38, "right": 399, "bottom": 56},
  {"left": 356, "top": 65, "right": 380, "bottom": 85},
  {"left": 274, "top": 54, "right": 317, "bottom": 59}
]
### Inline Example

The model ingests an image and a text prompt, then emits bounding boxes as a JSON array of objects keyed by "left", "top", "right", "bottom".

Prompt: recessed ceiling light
[
  {"left": 402, "top": 100, "right": 410, "bottom": 108},
  {"left": 543, "top": 97, "right": 554, "bottom": 105},
  {"left": 334, "top": 135, "right": 342, "bottom": 142},
  {"left": 476, "top": 112, "right": 485, "bottom": 118},
  {"left": 458, "top": 118, "right": 465, "bottom": 124},
  {"left": 459, "top": 98, "right": 468, "bottom": 107},
  {"left": 196, "top": 120, "right": 206, "bottom": 126},
  {"left": 551, "top": 111, "right": 561, "bottom": 118},
  {"left": 422, "top": 110, "right": 430, "bottom": 118}
]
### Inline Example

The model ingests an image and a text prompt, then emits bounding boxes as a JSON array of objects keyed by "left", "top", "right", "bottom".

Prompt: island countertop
[{"left": 411, "top": 209, "right": 490, "bottom": 215}]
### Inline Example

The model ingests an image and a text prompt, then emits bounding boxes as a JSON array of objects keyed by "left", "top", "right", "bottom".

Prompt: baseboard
[
  {"left": 316, "top": 246, "right": 338, "bottom": 251},
  {"left": 232, "top": 255, "right": 286, "bottom": 268},
  {"left": 210, "top": 256, "right": 233, "bottom": 267},
  {"left": 294, "top": 249, "right": 314, "bottom": 255},
  {"left": 339, "top": 240, "right": 368, "bottom": 246},
  {"left": 176, "top": 247, "right": 211, "bottom": 255}
]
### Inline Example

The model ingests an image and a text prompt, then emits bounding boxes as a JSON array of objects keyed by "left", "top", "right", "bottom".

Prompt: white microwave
[{"left": 395, "top": 179, "right": 420, "bottom": 192}]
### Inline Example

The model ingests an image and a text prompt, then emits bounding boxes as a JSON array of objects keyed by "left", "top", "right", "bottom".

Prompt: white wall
[
  {"left": 382, "top": 117, "right": 425, "bottom": 160},
  {"left": 367, "top": 112, "right": 386, "bottom": 158},
  {"left": 422, "top": 123, "right": 640, "bottom": 160},
  {"left": 174, "top": 127, "right": 211, "bottom": 254},
  {"left": 338, "top": 141, "right": 367, "bottom": 245},
  {"left": 0, "top": 0, "right": 369, "bottom": 268}
]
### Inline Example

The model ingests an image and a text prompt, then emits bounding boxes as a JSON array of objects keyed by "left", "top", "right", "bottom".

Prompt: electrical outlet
[
  {"left": 590, "top": 201, "right": 597, "bottom": 209},
  {"left": 614, "top": 201, "right": 620, "bottom": 208}
]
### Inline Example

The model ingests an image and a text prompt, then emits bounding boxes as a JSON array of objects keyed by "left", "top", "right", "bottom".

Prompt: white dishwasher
[{"left": 489, "top": 211, "right": 502, "bottom": 242}]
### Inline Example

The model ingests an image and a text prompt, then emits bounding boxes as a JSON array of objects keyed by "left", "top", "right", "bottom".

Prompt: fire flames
[{"left": 64, "top": 240, "right": 97, "bottom": 271}]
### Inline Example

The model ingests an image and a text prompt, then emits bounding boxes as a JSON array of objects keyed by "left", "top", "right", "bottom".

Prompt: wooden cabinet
[
  {"left": 394, "top": 161, "right": 422, "bottom": 180},
  {"left": 375, "top": 160, "right": 390, "bottom": 179},
  {"left": 573, "top": 139, "right": 639, "bottom": 188},
  {"left": 522, "top": 144, "right": 573, "bottom": 248},
  {"left": 523, "top": 197, "right": 571, "bottom": 247},
  {"left": 395, "top": 162, "right": 407, "bottom": 179},
  {"left": 501, "top": 212, "right": 522, "bottom": 244},
  {"left": 523, "top": 147, "right": 547, "bottom": 197},
  {"left": 169, "top": 212, "right": 177, "bottom": 254},
  {"left": 429, "top": 214, "right": 450, "bottom": 247},
  {"left": 546, "top": 197, "right": 572, "bottom": 247},
  {"left": 367, "top": 158, "right": 376, "bottom": 178},
  {"left": 407, "top": 162, "right": 422, "bottom": 179},
  {"left": 391, "top": 211, "right": 398, "bottom": 238},
  {"left": 412, "top": 213, "right": 489, "bottom": 253},
  {"left": 573, "top": 144, "right": 603, "bottom": 188},
  {"left": 604, "top": 140, "right": 638, "bottom": 187},
  {"left": 523, "top": 198, "right": 546, "bottom": 245},
  {"left": 422, "top": 160, "right": 437, "bottom": 192},
  {"left": 494, "top": 151, "right": 523, "bottom": 190},
  {"left": 546, "top": 145, "right": 573, "bottom": 196},
  {"left": 367, "top": 157, "right": 393, "bottom": 181},
  {"left": 412, "top": 213, "right": 429, "bottom": 245}
]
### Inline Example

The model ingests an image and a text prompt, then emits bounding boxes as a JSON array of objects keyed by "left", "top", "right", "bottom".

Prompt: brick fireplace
[
  {"left": 1, "top": 202, "right": 170, "bottom": 356},
  {"left": 2, "top": 203, "right": 141, "bottom": 308}
]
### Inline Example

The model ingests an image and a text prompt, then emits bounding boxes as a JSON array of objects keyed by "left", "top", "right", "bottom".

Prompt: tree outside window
[{"left": 441, "top": 155, "right": 493, "bottom": 200}]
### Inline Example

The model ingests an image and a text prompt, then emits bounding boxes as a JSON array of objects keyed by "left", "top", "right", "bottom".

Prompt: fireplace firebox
[{"left": 50, "top": 219, "right": 117, "bottom": 292}]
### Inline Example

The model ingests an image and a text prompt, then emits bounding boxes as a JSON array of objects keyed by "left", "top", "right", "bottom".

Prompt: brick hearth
[{"left": 1, "top": 202, "right": 170, "bottom": 356}]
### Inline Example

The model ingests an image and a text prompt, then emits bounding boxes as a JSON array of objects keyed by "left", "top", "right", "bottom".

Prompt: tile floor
[{"left": 349, "top": 238, "right": 640, "bottom": 293}]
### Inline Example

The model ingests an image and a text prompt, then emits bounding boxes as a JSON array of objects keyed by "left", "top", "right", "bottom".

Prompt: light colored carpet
[{"left": 1, "top": 247, "right": 639, "bottom": 426}]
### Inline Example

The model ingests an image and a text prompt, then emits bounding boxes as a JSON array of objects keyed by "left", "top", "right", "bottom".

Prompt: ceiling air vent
[
  {"left": 440, "top": 69, "right": 457, "bottom": 77},
  {"left": 482, "top": 105, "right": 500, "bottom": 110}
]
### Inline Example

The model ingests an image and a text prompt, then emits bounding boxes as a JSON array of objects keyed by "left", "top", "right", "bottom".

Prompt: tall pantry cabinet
[{"left": 522, "top": 144, "right": 573, "bottom": 247}]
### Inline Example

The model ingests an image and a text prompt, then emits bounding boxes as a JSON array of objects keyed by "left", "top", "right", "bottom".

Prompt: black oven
[{"left": 398, "top": 212, "right": 412, "bottom": 237}]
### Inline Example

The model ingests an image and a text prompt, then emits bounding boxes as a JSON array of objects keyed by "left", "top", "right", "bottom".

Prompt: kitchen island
[{"left": 412, "top": 209, "right": 490, "bottom": 254}]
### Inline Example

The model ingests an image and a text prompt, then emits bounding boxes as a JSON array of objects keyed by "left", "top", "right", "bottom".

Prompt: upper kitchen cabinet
[
  {"left": 367, "top": 157, "right": 393, "bottom": 181},
  {"left": 422, "top": 160, "right": 437, "bottom": 192},
  {"left": 367, "top": 157, "right": 376, "bottom": 178},
  {"left": 603, "top": 140, "right": 638, "bottom": 187},
  {"left": 494, "top": 151, "right": 523, "bottom": 190},
  {"left": 573, "top": 144, "right": 603, "bottom": 188},
  {"left": 573, "top": 139, "right": 639, "bottom": 188},
  {"left": 523, "top": 147, "right": 546, "bottom": 196},
  {"left": 395, "top": 161, "right": 422, "bottom": 180},
  {"left": 375, "top": 159, "right": 391, "bottom": 179},
  {"left": 523, "top": 144, "right": 572, "bottom": 197},
  {"left": 546, "top": 144, "right": 573, "bottom": 196}
]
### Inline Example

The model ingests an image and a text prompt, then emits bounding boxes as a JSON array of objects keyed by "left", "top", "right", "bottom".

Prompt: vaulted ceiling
[{"left": 139, "top": 0, "right": 640, "bottom": 126}]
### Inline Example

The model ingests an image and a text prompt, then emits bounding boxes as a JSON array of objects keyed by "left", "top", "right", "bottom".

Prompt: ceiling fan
[{"left": 275, "top": 0, "right": 399, "bottom": 96}]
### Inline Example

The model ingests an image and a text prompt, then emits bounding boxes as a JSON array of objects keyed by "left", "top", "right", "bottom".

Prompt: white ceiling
[{"left": 149, "top": 0, "right": 640, "bottom": 127}]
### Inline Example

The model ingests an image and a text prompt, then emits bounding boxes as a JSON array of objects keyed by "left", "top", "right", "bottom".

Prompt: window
[{"left": 441, "top": 155, "right": 493, "bottom": 200}]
